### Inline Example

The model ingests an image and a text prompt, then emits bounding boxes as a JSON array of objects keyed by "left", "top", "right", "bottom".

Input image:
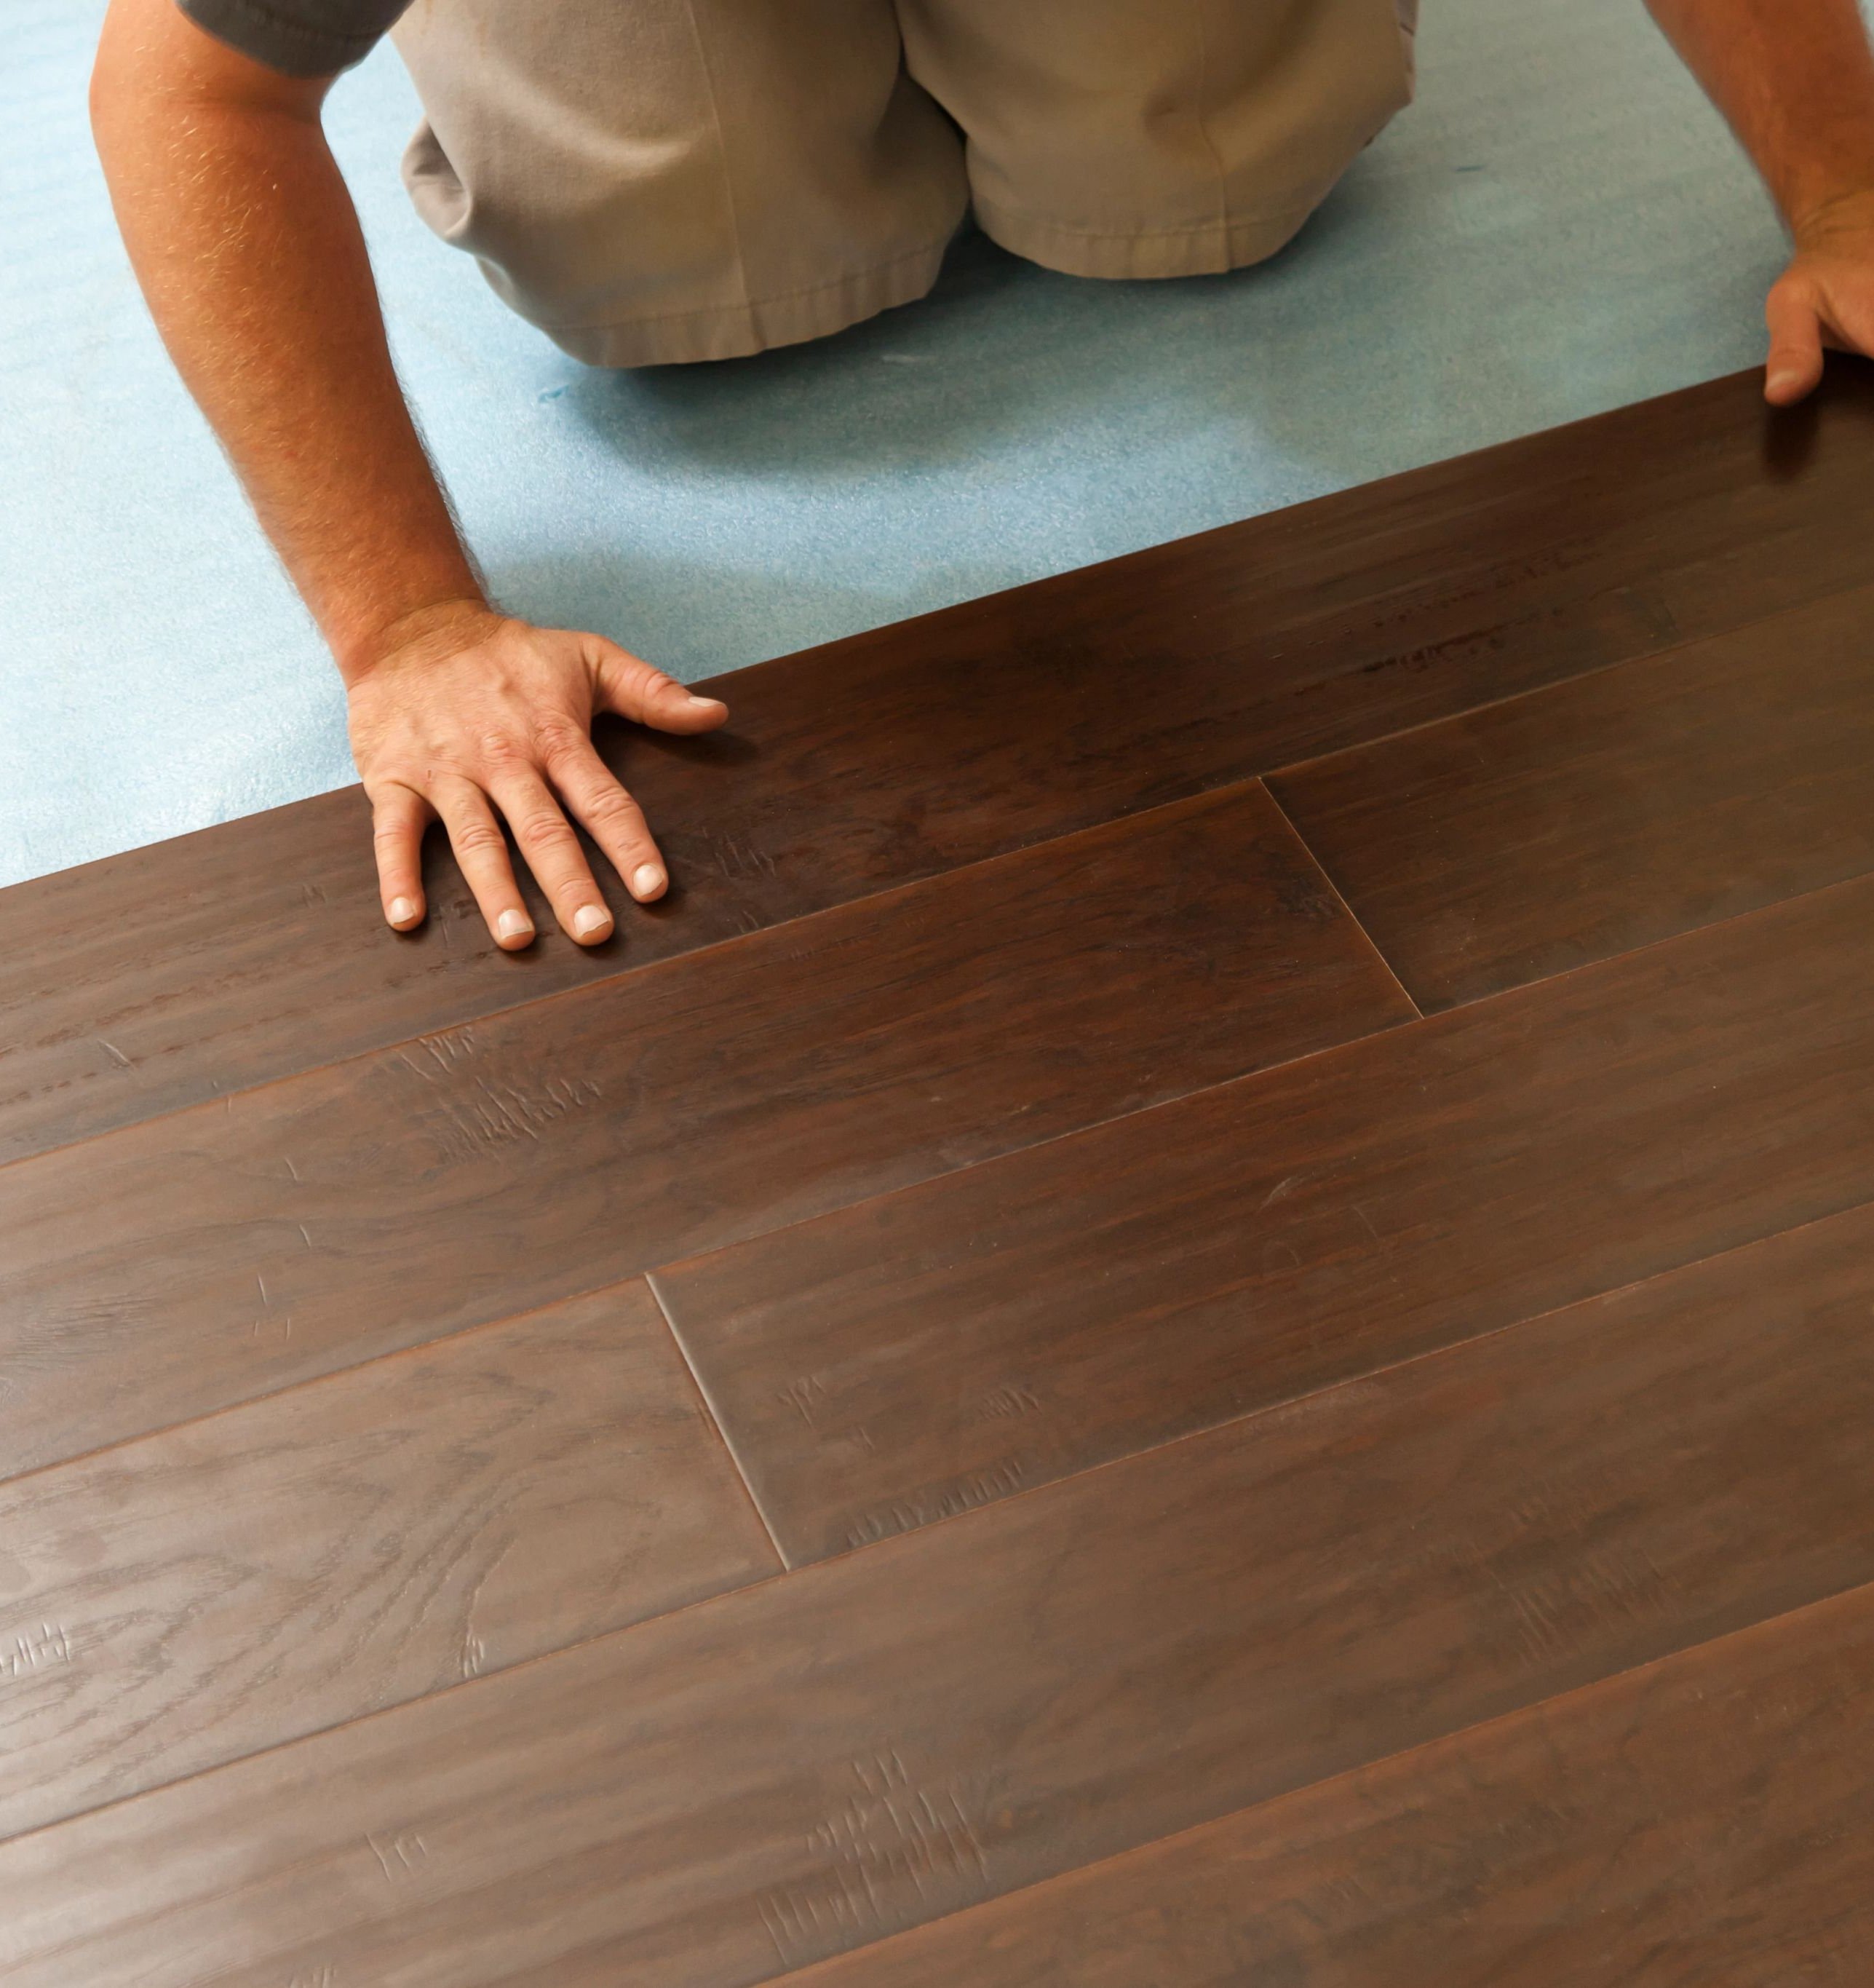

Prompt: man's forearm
[
  {"left": 91, "top": 0, "right": 482, "bottom": 681},
  {"left": 1647, "top": 0, "right": 1874, "bottom": 231}
]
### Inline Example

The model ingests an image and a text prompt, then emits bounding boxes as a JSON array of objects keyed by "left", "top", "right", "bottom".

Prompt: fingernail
[
  {"left": 1767, "top": 368, "right": 1800, "bottom": 395},
  {"left": 632, "top": 863, "right": 666, "bottom": 898},
  {"left": 685, "top": 692, "right": 724, "bottom": 710},
  {"left": 388, "top": 896, "right": 416, "bottom": 925},
  {"left": 572, "top": 904, "right": 610, "bottom": 939},
  {"left": 496, "top": 909, "right": 533, "bottom": 942}
]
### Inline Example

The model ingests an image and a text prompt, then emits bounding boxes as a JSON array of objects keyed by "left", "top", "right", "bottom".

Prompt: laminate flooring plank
[
  {"left": 0, "top": 1282, "right": 777, "bottom": 1840},
  {"left": 661, "top": 869, "right": 1874, "bottom": 1564},
  {"left": 9, "top": 1203, "right": 1874, "bottom": 1982},
  {"left": 790, "top": 1585, "right": 1874, "bottom": 1988},
  {"left": 1269, "top": 580, "right": 1874, "bottom": 1011},
  {"left": 0, "top": 783, "right": 1410, "bottom": 1480},
  {"left": 6, "top": 368, "right": 1873, "bottom": 1164}
]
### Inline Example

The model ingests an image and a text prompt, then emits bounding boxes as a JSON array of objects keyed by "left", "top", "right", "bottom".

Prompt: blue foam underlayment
[{"left": 2, "top": 0, "right": 1792, "bottom": 886}]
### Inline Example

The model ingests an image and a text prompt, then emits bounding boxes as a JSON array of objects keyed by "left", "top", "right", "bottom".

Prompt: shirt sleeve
[{"left": 175, "top": 0, "right": 412, "bottom": 76}]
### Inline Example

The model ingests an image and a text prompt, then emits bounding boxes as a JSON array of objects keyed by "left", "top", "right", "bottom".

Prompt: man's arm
[
  {"left": 90, "top": 0, "right": 726, "bottom": 948},
  {"left": 1648, "top": 0, "right": 1874, "bottom": 403}
]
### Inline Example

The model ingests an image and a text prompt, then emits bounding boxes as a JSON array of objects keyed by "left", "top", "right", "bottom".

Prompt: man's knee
[{"left": 394, "top": 0, "right": 968, "bottom": 366}]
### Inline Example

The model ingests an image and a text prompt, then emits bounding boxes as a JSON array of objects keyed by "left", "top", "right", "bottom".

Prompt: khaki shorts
[{"left": 393, "top": 1, "right": 1418, "bottom": 367}]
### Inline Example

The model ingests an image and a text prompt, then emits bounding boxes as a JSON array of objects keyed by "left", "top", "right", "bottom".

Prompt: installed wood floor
[{"left": 4, "top": 365, "right": 1873, "bottom": 1982}]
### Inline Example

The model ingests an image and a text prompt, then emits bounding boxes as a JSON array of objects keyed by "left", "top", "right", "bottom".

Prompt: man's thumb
[
  {"left": 1765, "top": 279, "right": 1826, "bottom": 405},
  {"left": 591, "top": 640, "right": 728, "bottom": 734}
]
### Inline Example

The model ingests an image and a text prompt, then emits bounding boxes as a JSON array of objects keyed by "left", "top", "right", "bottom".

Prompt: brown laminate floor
[{"left": 4, "top": 364, "right": 1873, "bottom": 1983}]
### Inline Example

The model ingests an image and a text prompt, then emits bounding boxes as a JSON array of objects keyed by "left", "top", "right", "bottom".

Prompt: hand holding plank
[{"left": 1766, "top": 191, "right": 1874, "bottom": 404}]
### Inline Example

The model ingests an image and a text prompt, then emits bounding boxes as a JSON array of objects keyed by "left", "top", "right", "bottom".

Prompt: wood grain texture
[
  {"left": 0, "top": 1282, "right": 777, "bottom": 1840},
  {"left": 661, "top": 870, "right": 1874, "bottom": 1563},
  {"left": 790, "top": 1585, "right": 1874, "bottom": 1987},
  {"left": 0, "top": 783, "right": 1409, "bottom": 1479},
  {"left": 5, "top": 368, "right": 1871, "bottom": 1164},
  {"left": 9, "top": 1200, "right": 1874, "bottom": 1982},
  {"left": 1270, "top": 579, "right": 1874, "bottom": 1010}
]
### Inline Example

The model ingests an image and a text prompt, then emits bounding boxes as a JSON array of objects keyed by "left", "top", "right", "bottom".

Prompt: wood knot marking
[
  {"left": 758, "top": 1761, "right": 990, "bottom": 1968},
  {"left": 778, "top": 1376, "right": 828, "bottom": 1426},
  {"left": 421, "top": 1072, "right": 604, "bottom": 1162},
  {"left": 366, "top": 1830, "right": 429, "bottom": 1882},
  {"left": 1258, "top": 1171, "right": 1306, "bottom": 1211},
  {"left": 712, "top": 833, "right": 779, "bottom": 882},
  {"left": 250, "top": 1272, "right": 293, "bottom": 1343},
  {"left": 421, "top": 1027, "right": 480, "bottom": 1071},
  {"left": 1, "top": 1623, "right": 73, "bottom": 1683},
  {"left": 850, "top": 1749, "right": 909, "bottom": 1797},
  {"left": 974, "top": 1384, "right": 1040, "bottom": 1422},
  {"left": 844, "top": 1460, "right": 1027, "bottom": 1550},
  {"left": 394, "top": 1029, "right": 483, "bottom": 1088}
]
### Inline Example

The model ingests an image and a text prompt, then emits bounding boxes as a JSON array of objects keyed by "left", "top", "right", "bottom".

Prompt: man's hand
[
  {"left": 349, "top": 600, "right": 728, "bottom": 949},
  {"left": 1766, "top": 190, "right": 1874, "bottom": 403},
  {"left": 1645, "top": 0, "right": 1874, "bottom": 406}
]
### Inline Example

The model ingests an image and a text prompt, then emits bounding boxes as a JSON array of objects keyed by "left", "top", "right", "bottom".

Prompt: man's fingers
[
  {"left": 370, "top": 783, "right": 432, "bottom": 931},
  {"left": 590, "top": 640, "right": 728, "bottom": 737},
  {"left": 431, "top": 776, "right": 536, "bottom": 951},
  {"left": 544, "top": 737, "right": 670, "bottom": 903},
  {"left": 487, "top": 769, "right": 617, "bottom": 943},
  {"left": 1765, "top": 279, "right": 1827, "bottom": 405}
]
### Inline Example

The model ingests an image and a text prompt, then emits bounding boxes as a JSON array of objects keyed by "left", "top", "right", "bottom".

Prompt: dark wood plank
[
  {"left": 790, "top": 1585, "right": 1874, "bottom": 1987},
  {"left": 1269, "top": 579, "right": 1874, "bottom": 1011},
  {"left": 0, "top": 783, "right": 1408, "bottom": 1480},
  {"left": 661, "top": 869, "right": 1874, "bottom": 1564},
  {"left": 0, "top": 1281, "right": 777, "bottom": 1840},
  {"left": 6, "top": 367, "right": 1873, "bottom": 1164},
  {"left": 9, "top": 1202, "right": 1874, "bottom": 1981}
]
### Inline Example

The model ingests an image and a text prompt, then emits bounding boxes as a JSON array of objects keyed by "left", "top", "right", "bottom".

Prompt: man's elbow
[{"left": 92, "top": 0, "right": 327, "bottom": 165}]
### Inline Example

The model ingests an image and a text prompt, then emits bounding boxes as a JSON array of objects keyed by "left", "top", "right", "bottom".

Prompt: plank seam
[
  {"left": 647, "top": 1270, "right": 793, "bottom": 1572},
  {"left": 1257, "top": 777, "right": 1424, "bottom": 1019}
]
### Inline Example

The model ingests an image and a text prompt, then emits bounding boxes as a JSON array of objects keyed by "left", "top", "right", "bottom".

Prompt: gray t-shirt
[{"left": 178, "top": 0, "right": 408, "bottom": 75}]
